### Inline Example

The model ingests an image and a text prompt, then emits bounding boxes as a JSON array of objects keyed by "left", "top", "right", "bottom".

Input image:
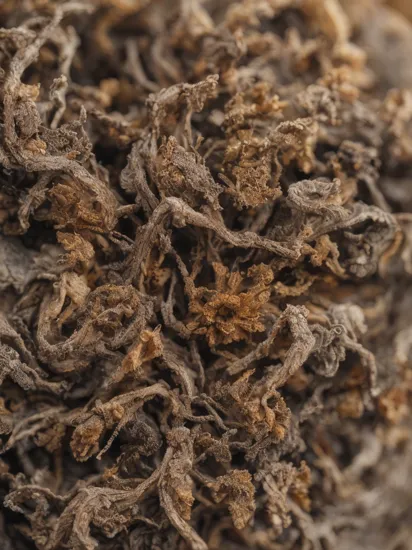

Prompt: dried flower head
[{"left": 187, "top": 263, "right": 273, "bottom": 346}]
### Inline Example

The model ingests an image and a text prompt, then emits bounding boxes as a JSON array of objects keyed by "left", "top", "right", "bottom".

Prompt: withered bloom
[{"left": 187, "top": 263, "right": 274, "bottom": 346}]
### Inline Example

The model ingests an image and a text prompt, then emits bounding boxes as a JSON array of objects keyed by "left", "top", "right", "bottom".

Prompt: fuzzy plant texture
[{"left": 0, "top": 1, "right": 412, "bottom": 550}]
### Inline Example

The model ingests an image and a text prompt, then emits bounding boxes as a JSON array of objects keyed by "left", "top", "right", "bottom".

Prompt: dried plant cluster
[{"left": 0, "top": 1, "right": 412, "bottom": 549}]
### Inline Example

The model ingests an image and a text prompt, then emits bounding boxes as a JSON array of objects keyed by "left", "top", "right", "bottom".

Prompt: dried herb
[{"left": 0, "top": 1, "right": 412, "bottom": 549}]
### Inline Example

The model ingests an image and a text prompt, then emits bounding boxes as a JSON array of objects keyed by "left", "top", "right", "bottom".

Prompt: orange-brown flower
[{"left": 187, "top": 263, "right": 273, "bottom": 346}]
